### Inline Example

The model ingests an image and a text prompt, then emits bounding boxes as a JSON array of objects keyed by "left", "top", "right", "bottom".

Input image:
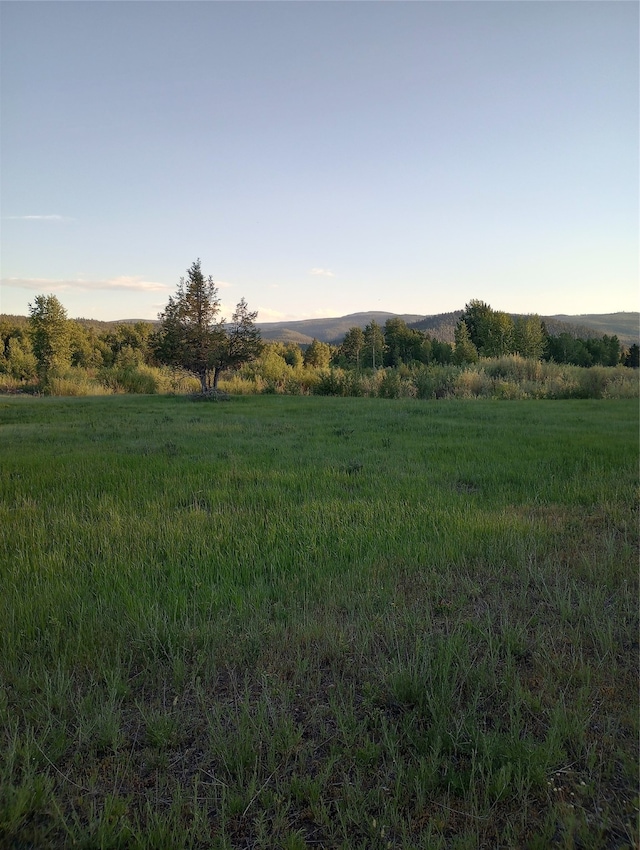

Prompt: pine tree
[
  {"left": 340, "top": 327, "right": 365, "bottom": 368},
  {"left": 211, "top": 298, "right": 262, "bottom": 388},
  {"left": 155, "top": 260, "right": 225, "bottom": 392},
  {"left": 155, "top": 260, "right": 260, "bottom": 391},
  {"left": 453, "top": 320, "right": 479, "bottom": 364}
]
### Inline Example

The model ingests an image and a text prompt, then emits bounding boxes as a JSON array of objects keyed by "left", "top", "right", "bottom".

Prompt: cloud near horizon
[
  {"left": 310, "top": 268, "right": 335, "bottom": 277},
  {"left": 1, "top": 276, "right": 170, "bottom": 293},
  {"left": 5, "top": 214, "right": 74, "bottom": 221},
  {"left": 256, "top": 306, "right": 288, "bottom": 321}
]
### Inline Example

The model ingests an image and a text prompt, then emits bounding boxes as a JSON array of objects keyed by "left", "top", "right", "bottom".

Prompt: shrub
[
  {"left": 413, "top": 365, "right": 460, "bottom": 399},
  {"left": 98, "top": 364, "right": 160, "bottom": 394},
  {"left": 342, "top": 371, "right": 367, "bottom": 397},
  {"left": 47, "top": 370, "right": 112, "bottom": 396},
  {"left": 157, "top": 368, "right": 201, "bottom": 394},
  {"left": 493, "top": 379, "right": 525, "bottom": 400},
  {"left": 453, "top": 369, "right": 491, "bottom": 398},
  {"left": 484, "top": 355, "right": 543, "bottom": 383},
  {"left": 0, "top": 373, "right": 37, "bottom": 394},
  {"left": 543, "top": 368, "right": 583, "bottom": 399},
  {"left": 601, "top": 367, "right": 640, "bottom": 399},
  {"left": 377, "top": 369, "right": 415, "bottom": 399},
  {"left": 286, "top": 368, "right": 320, "bottom": 395},
  {"left": 313, "top": 369, "right": 349, "bottom": 396},
  {"left": 17, "top": 357, "right": 636, "bottom": 400},
  {"left": 219, "top": 374, "right": 261, "bottom": 395},
  {"left": 282, "top": 375, "right": 308, "bottom": 395}
]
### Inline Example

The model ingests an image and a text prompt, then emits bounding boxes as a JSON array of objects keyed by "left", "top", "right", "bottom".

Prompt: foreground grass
[{"left": 0, "top": 395, "right": 637, "bottom": 849}]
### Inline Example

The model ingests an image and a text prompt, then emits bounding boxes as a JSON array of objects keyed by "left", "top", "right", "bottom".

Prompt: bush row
[
  {"left": 1, "top": 356, "right": 636, "bottom": 400},
  {"left": 220, "top": 357, "right": 639, "bottom": 400},
  {"left": 0, "top": 365, "right": 200, "bottom": 396}
]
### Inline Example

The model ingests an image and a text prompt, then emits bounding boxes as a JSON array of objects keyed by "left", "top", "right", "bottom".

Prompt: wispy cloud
[
  {"left": 1, "top": 276, "right": 170, "bottom": 293},
  {"left": 310, "top": 268, "right": 335, "bottom": 277},
  {"left": 103, "top": 276, "right": 170, "bottom": 292},
  {"left": 256, "top": 306, "right": 287, "bottom": 321},
  {"left": 5, "top": 214, "right": 74, "bottom": 221}
]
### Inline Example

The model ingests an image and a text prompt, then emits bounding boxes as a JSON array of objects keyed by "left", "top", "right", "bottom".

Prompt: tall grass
[
  {"left": 2, "top": 356, "right": 637, "bottom": 400},
  {"left": 0, "top": 396, "right": 637, "bottom": 848},
  {"left": 230, "top": 359, "right": 638, "bottom": 400}
]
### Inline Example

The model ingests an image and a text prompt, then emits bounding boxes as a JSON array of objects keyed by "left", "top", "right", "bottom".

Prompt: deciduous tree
[
  {"left": 363, "top": 321, "right": 385, "bottom": 369},
  {"left": 513, "top": 315, "right": 546, "bottom": 360},
  {"left": 28, "top": 294, "right": 72, "bottom": 381},
  {"left": 282, "top": 343, "right": 303, "bottom": 368},
  {"left": 483, "top": 310, "right": 514, "bottom": 357},
  {"left": 383, "top": 318, "right": 424, "bottom": 366},
  {"left": 303, "top": 338, "right": 332, "bottom": 368},
  {"left": 459, "top": 300, "right": 493, "bottom": 353},
  {"left": 0, "top": 334, "right": 37, "bottom": 381}
]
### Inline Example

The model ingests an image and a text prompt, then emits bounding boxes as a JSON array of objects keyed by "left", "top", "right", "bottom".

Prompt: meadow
[{"left": 0, "top": 395, "right": 637, "bottom": 849}]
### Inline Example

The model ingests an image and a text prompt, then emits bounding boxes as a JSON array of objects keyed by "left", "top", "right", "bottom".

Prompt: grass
[{"left": 0, "top": 394, "right": 637, "bottom": 849}]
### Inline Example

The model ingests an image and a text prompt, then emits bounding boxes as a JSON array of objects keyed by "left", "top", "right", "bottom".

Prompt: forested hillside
[
  {"left": 1, "top": 294, "right": 637, "bottom": 400},
  {"left": 258, "top": 310, "right": 639, "bottom": 346},
  {"left": 2, "top": 309, "right": 637, "bottom": 346},
  {"left": 548, "top": 312, "right": 639, "bottom": 342}
]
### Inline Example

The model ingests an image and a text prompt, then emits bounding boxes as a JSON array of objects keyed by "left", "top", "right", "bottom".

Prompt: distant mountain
[
  {"left": 72, "top": 317, "right": 158, "bottom": 333},
  {"left": 257, "top": 312, "right": 425, "bottom": 345},
  {"left": 408, "top": 312, "right": 463, "bottom": 343},
  {"left": 547, "top": 312, "right": 638, "bottom": 344},
  {"left": 258, "top": 310, "right": 639, "bottom": 346},
  {"left": 3, "top": 309, "right": 637, "bottom": 347}
]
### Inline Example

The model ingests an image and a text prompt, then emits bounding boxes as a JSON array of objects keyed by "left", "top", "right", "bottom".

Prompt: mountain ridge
[
  {"left": 257, "top": 311, "right": 639, "bottom": 346},
  {"left": 2, "top": 310, "right": 637, "bottom": 346}
]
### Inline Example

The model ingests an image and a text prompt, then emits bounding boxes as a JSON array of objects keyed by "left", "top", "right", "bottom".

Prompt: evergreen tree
[
  {"left": 623, "top": 343, "right": 639, "bottom": 368},
  {"left": 453, "top": 320, "right": 479, "bottom": 364},
  {"left": 339, "top": 327, "right": 365, "bottom": 368},
  {"left": 154, "top": 260, "right": 226, "bottom": 392},
  {"left": 211, "top": 298, "right": 262, "bottom": 388},
  {"left": 431, "top": 339, "right": 454, "bottom": 364}
]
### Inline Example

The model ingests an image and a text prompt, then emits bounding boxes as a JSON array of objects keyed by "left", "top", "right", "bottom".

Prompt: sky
[{"left": 1, "top": 1, "right": 638, "bottom": 323}]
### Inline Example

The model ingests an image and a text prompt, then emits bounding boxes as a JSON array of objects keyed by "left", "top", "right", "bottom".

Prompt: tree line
[
  {"left": 1, "top": 260, "right": 263, "bottom": 391},
  {"left": 1, "top": 265, "right": 637, "bottom": 395},
  {"left": 326, "top": 300, "right": 636, "bottom": 370}
]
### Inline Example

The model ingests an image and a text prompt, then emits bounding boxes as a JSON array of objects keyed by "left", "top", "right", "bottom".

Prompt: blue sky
[{"left": 1, "top": 1, "right": 637, "bottom": 322}]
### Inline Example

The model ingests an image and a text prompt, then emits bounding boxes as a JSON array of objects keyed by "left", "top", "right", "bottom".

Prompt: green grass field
[{"left": 0, "top": 395, "right": 637, "bottom": 849}]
